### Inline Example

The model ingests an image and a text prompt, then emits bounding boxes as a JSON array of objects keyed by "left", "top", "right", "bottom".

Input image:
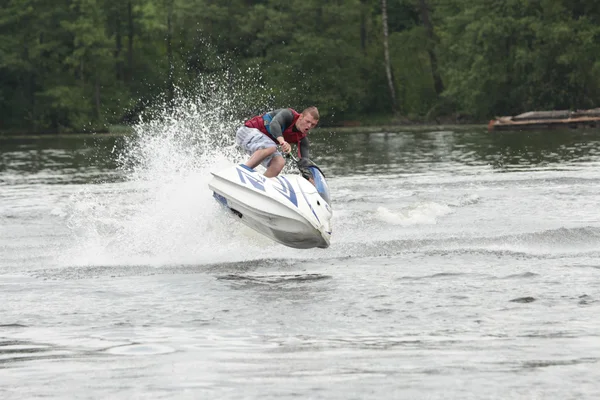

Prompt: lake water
[{"left": 2, "top": 124, "right": 600, "bottom": 399}]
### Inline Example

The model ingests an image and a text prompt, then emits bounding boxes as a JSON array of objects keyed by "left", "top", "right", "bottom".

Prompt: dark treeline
[{"left": 1, "top": 0, "right": 600, "bottom": 133}]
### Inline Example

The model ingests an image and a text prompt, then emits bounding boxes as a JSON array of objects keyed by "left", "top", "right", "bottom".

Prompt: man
[{"left": 236, "top": 107, "right": 319, "bottom": 177}]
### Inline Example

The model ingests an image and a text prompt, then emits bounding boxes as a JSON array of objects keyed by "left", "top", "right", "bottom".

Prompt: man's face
[{"left": 296, "top": 113, "right": 319, "bottom": 134}]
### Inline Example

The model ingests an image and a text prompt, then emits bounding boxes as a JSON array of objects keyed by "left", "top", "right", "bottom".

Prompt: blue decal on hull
[
  {"left": 213, "top": 192, "right": 228, "bottom": 206},
  {"left": 236, "top": 165, "right": 266, "bottom": 191},
  {"left": 235, "top": 166, "right": 300, "bottom": 208},
  {"left": 298, "top": 186, "right": 320, "bottom": 223},
  {"left": 274, "top": 176, "right": 298, "bottom": 207}
]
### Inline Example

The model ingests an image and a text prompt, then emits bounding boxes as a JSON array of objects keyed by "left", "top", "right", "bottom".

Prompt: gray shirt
[{"left": 264, "top": 109, "right": 310, "bottom": 159}]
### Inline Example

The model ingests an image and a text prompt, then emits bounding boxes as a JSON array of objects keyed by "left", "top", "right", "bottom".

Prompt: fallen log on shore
[{"left": 488, "top": 108, "right": 600, "bottom": 131}]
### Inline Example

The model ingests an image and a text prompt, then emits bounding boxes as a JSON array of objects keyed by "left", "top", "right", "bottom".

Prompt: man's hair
[{"left": 302, "top": 106, "right": 319, "bottom": 120}]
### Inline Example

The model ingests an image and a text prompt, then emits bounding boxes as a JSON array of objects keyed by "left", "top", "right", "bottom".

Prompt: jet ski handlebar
[{"left": 280, "top": 146, "right": 325, "bottom": 178}]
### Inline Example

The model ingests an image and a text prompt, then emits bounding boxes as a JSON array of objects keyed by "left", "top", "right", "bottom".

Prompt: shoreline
[
  {"left": 0, "top": 124, "right": 487, "bottom": 140},
  {"left": 320, "top": 124, "right": 486, "bottom": 134}
]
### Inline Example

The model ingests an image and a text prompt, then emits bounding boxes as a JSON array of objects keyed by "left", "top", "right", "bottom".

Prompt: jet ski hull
[{"left": 209, "top": 165, "right": 332, "bottom": 249}]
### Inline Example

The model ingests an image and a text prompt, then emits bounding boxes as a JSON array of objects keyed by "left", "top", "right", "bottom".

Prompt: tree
[
  {"left": 417, "top": 0, "right": 443, "bottom": 95},
  {"left": 381, "top": 0, "right": 398, "bottom": 112},
  {"left": 436, "top": 0, "right": 600, "bottom": 118}
]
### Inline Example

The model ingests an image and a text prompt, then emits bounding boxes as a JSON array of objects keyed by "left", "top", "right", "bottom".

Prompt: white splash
[
  {"left": 376, "top": 202, "right": 453, "bottom": 226},
  {"left": 62, "top": 69, "right": 289, "bottom": 267}
]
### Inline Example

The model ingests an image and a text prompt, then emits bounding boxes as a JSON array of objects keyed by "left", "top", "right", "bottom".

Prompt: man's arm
[
  {"left": 298, "top": 136, "right": 310, "bottom": 159},
  {"left": 268, "top": 109, "right": 295, "bottom": 139}
]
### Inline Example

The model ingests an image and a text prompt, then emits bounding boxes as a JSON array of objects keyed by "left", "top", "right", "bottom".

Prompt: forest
[{"left": 1, "top": 0, "right": 600, "bottom": 133}]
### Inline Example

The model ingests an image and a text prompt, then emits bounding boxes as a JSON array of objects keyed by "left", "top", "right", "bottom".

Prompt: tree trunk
[
  {"left": 360, "top": 0, "right": 367, "bottom": 53},
  {"left": 95, "top": 72, "right": 101, "bottom": 119},
  {"left": 127, "top": 1, "right": 134, "bottom": 82},
  {"left": 115, "top": 13, "right": 124, "bottom": 81},
  {"left": 417, "top": 0, "right": 444, "bottom": 95},
  {"left": 381, "top": 0, "right": 397, "bottom": 112},
  {"left": 166, "top": 0, "right": 174, "bottom": 105},
  {"left": 28, "top": 50, "right": 36, "bottom": 131}
]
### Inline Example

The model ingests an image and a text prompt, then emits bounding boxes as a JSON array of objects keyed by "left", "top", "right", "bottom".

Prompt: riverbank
[
  {"left": 0, "top": 123, "right": 487, "bottom": 140},
  {"left": 319, "top": 123, "right": 486, "bottom": 134}
]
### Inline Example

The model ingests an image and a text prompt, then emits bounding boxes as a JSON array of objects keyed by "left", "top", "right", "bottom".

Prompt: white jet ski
[{"left": 208, "top": 159, "right": 332, "bottom": 249}]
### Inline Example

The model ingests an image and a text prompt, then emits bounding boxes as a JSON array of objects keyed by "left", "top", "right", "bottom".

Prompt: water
[{"left": 2, "top": 125, "right": 600, "bottom": 399}]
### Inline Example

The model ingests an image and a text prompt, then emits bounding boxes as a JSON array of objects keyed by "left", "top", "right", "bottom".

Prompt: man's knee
[
  {"left": 264, "top": 156, "right": 285, "bottom": 177},
  {"left": 270, "top": 155, "right": 284, "bottom": 168},
  {"left": 252, "top": 146, "right": 276, "bottom": 159},
  {"left": 263, "top": 146, "right": 277, "bottom": 155},
  {"left": 269, "top": 156, "right": 285, "bottom": 172}
]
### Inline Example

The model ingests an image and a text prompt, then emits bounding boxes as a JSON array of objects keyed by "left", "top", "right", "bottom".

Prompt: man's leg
[
  {"left": 244, "top": 147, "right": 276, "bottom": 169},
  {"left": 236, "top": 127, "right": 284, "bottom": 175},
  {"left": 264, "top": 155, "right": 285, "bottom": 178}
]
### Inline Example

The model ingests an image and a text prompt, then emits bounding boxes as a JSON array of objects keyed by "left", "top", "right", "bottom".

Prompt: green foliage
[
  {"left": 1, "top": 0, "right": 600, "bottom": 132},
  {"left": 436, "top": 0, "right": 600, "bottom": 119},
  {"left": 390, "top": 26, "right": 438, "bottom": 116}
]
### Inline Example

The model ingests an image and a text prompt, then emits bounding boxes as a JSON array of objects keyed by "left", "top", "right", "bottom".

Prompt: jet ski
[{"left": 208, "top": 158, "right": 332, "bottom": 249}]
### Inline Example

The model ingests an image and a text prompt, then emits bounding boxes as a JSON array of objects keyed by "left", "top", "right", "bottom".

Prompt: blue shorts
[{"left": 235, "top": 126, "right": 282, "bottom": 168}]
